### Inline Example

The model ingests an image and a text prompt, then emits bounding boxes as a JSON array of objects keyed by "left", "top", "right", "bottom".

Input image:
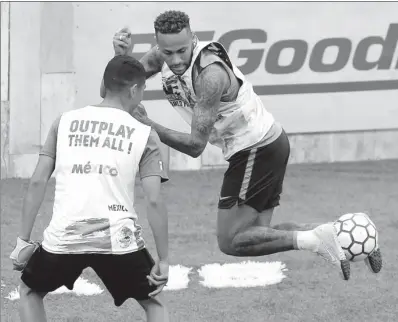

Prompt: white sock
[{"left": 295, "top": 230, "right": 319, "bottom": 252}]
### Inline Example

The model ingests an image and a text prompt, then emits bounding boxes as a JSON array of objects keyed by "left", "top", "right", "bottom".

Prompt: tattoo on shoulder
[
  {"left": 196, "top": 63, "right": 229, "bottom": 106},
  {"left": 193, "top": 64, "right": 229, "bottom": 136}
]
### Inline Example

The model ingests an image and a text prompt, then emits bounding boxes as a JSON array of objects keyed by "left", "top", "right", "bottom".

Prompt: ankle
[{"left": 294, "top": 230, "right": 318, "bottom": 251}]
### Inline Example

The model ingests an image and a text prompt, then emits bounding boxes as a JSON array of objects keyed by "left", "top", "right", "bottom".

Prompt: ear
[
  {"left": 192, "top": 33, "right": 198, "bottom": 47},
  {"left": 153, "top": 34, "right": 159, "bottom": 49},
  {"left": 129, "top": 83, "right": 138, "bottom": 98}
]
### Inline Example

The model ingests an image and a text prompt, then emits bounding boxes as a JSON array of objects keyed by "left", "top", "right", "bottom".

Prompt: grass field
[{"left": 1, "top": 160, "right": 398, "bottom": 322}]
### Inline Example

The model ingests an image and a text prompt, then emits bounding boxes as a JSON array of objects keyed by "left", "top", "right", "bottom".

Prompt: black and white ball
[{"left": 334, "top": 213, "right": 378, "bottom": 262}]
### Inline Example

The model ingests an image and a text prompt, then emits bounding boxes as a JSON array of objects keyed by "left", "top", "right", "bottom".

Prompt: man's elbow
[
  {"left": 29, "top": 176, "right": 48, "bottom": 188},
  {"left": 190, "top": 150, "right": 202, "bottom": 158},
  {"left": 190, "top": 142, "right": 206, "bottom": 158},
  {"left": 30, "top": 168, "right": 53, "bottom": 186}
]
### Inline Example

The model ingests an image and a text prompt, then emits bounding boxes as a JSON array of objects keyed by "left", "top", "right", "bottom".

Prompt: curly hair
[{"left": 154, "top": 10, "right": 191, "bottom": 34}]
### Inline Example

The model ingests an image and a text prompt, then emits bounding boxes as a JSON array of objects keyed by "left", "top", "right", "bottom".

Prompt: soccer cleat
[
  {"left": 360, "top": 213, "right": 382, "bottom": 274},
  {"left": 365, "top": 247, "right": 382, "bottom": 273},
  {"left": 313, "top": 223, "right": 351, "bottom": 280}
]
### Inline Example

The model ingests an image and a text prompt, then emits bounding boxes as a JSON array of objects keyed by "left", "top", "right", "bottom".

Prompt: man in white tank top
[
  {"left": 106, "top": 11, "right": 382, "bottom": 279},
  {"left": 10, "top": 56, "right": 171, "bottom": 322}
]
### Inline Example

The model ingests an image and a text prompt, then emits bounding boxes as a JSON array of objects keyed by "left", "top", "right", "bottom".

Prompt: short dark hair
[
  {"left": 154, "top": 10, "right": 190, "bottom": 34},
  {"left": 103, "top": 55, "right": 146, "bottom": 93}
]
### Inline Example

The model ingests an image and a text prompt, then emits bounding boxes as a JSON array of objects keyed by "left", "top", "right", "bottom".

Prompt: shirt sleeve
[
  {"left": 139, "top": 129, "right": 169, "bottom": 183},
  {"left": 39, "top": 115, "right": 62, "bottom": 159}
]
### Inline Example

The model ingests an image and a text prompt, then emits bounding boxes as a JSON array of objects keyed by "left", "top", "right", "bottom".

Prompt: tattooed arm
[
  {"left": 138, "top": 46, "right": 164, "bottom": 79},
  {"left": 142, "top": 63, "right": 230, "bottom": 158}
]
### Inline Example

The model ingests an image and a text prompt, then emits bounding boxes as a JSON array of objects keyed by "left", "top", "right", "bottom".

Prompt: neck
[{"left": 97, "top": 95, "right": 131, "bottom": 113}]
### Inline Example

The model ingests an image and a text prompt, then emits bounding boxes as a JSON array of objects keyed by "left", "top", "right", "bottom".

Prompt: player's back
[{"left": 42, "top": 106, "right": 152, "bottom": 254}]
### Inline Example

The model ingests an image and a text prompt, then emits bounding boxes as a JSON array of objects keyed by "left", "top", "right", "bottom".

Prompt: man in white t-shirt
[{"left": 10, "top": 56, "right": 170, "bottom": 322}]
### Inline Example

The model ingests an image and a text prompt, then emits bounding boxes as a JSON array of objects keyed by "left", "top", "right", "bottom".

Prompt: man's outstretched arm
[
  {"left": 138, "top": 46, "right": 165, "bottom": 79},
  {"left": 19, "top": 155, "right": 55, "bottom": 241},
  {"left": 18, "top": 117, "right": 59, "bottom": 240},
  {"left": 140, "top": 63, "right": 230, "bottom": 158},
  {"left": 100, "top": 29, "right": 164, "bottom": 97}
]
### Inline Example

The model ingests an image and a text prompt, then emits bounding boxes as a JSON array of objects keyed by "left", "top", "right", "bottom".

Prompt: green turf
[{"left": 1, "top": 160, "right": 398, "bottom": 321}]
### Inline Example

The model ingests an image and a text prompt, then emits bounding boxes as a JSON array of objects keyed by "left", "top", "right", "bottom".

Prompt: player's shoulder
[
  {"left": 197, "top": 44, "right": 230, "bottom": 76},
  {"left": 195, "top": 58, "right": 230, "bottom": 90},
  {"left": 200, "top": 42, "right": 229, "bottom": 63},
  {"left": 147, "top": 128, "right": 161, "bottom": 146},
  {"left": 61, "top": 106, "right": 89, "bottom": 118},
  {"left": 50, "top": 112, "right": 65, "bottom": 132},
  {"left": 199, "top": 46, "right": 223, "bottom": 65},
  {"left": 141, "top": 129, "right": 162, "bottom": 160}
]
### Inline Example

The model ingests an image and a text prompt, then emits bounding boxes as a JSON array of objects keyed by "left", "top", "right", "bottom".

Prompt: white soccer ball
[{"left": 333, "top": 212, "right": 378, "bottom": 262}]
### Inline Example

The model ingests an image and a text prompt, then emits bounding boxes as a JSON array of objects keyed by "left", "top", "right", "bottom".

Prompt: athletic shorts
[
  {"left": 21, "top": 245, "right": 156, "bottom": 306},
  {"left": 218, "top": 129, "right": 290, "bottom": 213}
]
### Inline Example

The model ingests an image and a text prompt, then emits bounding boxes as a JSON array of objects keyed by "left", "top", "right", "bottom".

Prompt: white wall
[
  {"left": 1, "top": 2, "right": 10, "bottom": 178},
  {"left": 1, "top": 2, "right": 9, "bottom": 101},
  {"left": 3, "top": 2, "right": 398, "bottom": 177},
  {"left": 70, "top": 2, "right": 398, "bottom": 170},
  {"left": 73, "top": 2, "right": 398, "bottom": 134}
]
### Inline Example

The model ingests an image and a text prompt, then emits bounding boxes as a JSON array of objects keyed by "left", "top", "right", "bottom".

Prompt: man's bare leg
[
  {"left": 216, "top": 203, "right": 350, "bottom": 280},
  {"left": 138, "top": 294, "right": 169, "bottom": 322},
  {"left": 19, "top": 281, "right": 47, "bottom": 322},
  {"left": 217, "top": 204, "right": 322, "bottom": 256}
]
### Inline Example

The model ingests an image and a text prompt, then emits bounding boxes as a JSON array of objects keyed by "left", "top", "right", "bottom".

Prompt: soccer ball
[{"left": 333, "top": 213, "right": 378, "bottom": 262}]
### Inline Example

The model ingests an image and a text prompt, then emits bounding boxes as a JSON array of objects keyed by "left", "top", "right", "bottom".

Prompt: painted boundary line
[{"left": 3, "top": 261, "right": 287, "bottom": 300}]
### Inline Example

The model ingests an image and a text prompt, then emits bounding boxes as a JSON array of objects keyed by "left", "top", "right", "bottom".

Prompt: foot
[
  {"left": 365, "top": 247, "right": 382, "bottom": 273},
  {"left": 360, "top": 213, "right": 382, "bottom": 274},
  {"left": 313, "top": 223, "right": 350, "bottom": 280}
]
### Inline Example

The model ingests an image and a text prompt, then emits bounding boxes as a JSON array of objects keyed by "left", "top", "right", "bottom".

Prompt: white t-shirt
[
  {"left": 40, "top": 106, "right": 168, "bottom": 254},
  {"left": 161, "top": 41, "right": 275, "bottom": 160}
]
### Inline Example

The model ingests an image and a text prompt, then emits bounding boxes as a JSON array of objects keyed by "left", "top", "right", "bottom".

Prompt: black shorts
[
  {"left": 21, "top": 246, "right": 156, "bottom": 306},
  {"left": 218, "top": 129, "right": 290, "bottom": 213}
]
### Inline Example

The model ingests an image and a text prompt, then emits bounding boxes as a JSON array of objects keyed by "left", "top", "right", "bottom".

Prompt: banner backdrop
[{"left": 73, "top": 2, "right": 398, "bottom": 134}]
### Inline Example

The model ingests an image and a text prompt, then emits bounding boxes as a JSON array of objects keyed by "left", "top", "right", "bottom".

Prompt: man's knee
[
  {"left": 217, "top": 233, "right": 235, "bottom": 255},
  {"left": 219, "top": 231, "right": 259, "bottom": 256},
  {"left": 138, "top": 294, "right": 169, "bottom": 321},
  {"left": 139, "top": 293, "right": 166, "bottom": 311},
  {"left": 217, "top": 205, "right": 259, "bottom": 256},
  {"left": 19, "top": 281, "right": 46, "bottom": 299},
  {"left": 217, "top": 231, "right": 247, "bottom": 256},
  {"left": 19, "top": 281, "right": 32, "bottom": 298}
]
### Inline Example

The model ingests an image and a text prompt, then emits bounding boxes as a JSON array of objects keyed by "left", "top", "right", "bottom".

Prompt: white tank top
[
  {"left": 161, "top": 41, "right": 275, "bottom": 160},
  {"left": 42, "top": 106, "right": 151, "bottom": 254}
]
